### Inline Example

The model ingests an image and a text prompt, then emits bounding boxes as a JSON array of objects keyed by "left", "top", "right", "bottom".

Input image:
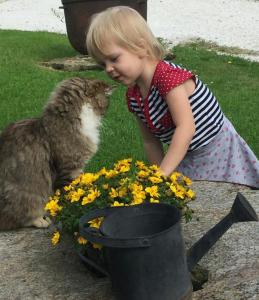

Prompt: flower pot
[{"left": 60, "top": 0, "right": 147, "bottom": 54}]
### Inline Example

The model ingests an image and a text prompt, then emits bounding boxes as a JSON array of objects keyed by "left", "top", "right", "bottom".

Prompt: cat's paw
[
  {"left": 31, "top": 216, "right": 51, "bottom": 228},
  {"left": 44, "top": 216, "right": 52, "bottom": 225}
]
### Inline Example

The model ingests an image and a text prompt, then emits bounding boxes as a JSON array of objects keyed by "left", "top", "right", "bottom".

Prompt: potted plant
[{"left": 45, "top": 158, "right": 195, "bottom": 252}]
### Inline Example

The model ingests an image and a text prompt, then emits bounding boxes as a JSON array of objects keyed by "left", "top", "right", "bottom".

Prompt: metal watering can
[{"left": 79, "top": 192, "right": 258, "bottom": 300}]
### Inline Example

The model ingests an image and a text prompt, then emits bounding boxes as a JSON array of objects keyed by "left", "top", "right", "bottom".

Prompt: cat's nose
[
  {"left": 104, "top": 84, "right": 116, "bottom": 96},
  {"left": 97, "top": 94, "right": 109, "bottom": 113}
]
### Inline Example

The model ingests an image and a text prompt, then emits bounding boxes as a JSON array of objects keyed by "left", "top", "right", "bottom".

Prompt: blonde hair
[{"left": 86, "top": 6, "right": 165, "bottom": 64}]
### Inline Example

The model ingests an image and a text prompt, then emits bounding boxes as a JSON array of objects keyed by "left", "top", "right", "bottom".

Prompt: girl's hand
[{"left": 136, "top": 117, "right": 164, "bottom": 166}]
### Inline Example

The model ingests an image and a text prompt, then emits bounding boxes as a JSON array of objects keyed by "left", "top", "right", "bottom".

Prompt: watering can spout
[{"left": 186, "top": 192, "right": 258, "bottom": 271}]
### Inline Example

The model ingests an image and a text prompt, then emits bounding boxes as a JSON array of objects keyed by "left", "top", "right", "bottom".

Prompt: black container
[
  {"left": 79, "top": 193, "right": 258, "bottom": 300},
  {"left": 80, "top": 204, "right": 192, "bottom": 300},
  {"left": 60, "top": 0, "right": 147, "bottom": 54}
]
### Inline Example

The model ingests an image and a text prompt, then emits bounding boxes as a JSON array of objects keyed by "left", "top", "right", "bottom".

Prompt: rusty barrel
[{"left": 61, "top": 0, "right": 147, "bottom": 54}]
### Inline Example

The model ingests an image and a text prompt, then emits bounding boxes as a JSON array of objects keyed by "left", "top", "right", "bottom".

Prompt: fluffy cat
[{"left": 0, "top": 77, "right": 110, "bottom": 230}]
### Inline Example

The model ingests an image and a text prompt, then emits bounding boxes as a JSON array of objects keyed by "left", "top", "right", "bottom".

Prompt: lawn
[{"left": 0, "top": 29, "right": 258, "bottom": 172}]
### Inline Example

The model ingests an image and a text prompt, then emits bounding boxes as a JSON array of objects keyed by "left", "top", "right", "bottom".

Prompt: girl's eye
[{"left": 111, "top": 56, "right": 119, "bottom": 63}]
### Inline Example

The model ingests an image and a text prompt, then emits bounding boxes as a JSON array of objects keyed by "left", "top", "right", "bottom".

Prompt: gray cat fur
[{"left": 0, "top": 77, "right": 110, "bottom": 230}]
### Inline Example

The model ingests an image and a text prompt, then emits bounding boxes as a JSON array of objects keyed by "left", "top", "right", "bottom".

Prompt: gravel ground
[{"left": 0, "top": 0, "right": 259, "bottom": 60}]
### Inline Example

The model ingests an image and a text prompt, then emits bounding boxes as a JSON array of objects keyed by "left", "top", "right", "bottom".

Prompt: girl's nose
[{"left": 105, "top": 63, "right": 114, "bottom": 74}]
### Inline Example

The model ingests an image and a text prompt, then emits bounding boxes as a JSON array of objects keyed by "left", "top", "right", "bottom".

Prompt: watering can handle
[{"left": 79, "top": 207, "right": 151, "bottom": 248}]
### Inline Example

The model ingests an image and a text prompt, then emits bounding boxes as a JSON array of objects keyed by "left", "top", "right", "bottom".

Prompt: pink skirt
[{"left": 177, "top": 117, "right": 259, "bottom": 188}]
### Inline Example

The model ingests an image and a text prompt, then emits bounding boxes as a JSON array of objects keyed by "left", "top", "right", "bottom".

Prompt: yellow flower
[
  {"left": 67, "top": 190, "right": 83, "bottom": 203},
  {"left": 135, "top": 160, "right": 146, "bottom": 169},
  {"left": 102, "top": 183, "right": 109, "bottom": 190},
  {"left": 109, "top": 188, "right": 118, "bottom": 198},
  {"left": 111, "top": 201, "right": 125, "bottom": 207},
  {"left": 114, "top": 159, "right": 132, "bottom": 173},
  {"left": 183, "top": 176, "right": 192, "bottom": 186},
  {"left": 118, "top": 187, "right": 127, "bottom": 198},
  {"left": 149, "top": 164, "right": 160, "bottom": 172},
  {"left": 55, "top": 189, "right": 61, "bottom": 196},
  {"left": 118, "top": 165, "right": 131, "bottom": 173},
  {"left": 145, "top": 186, "right": 160, "bottom": 198},
  {"left": 77, "top": 188, "right": 85, "bottom": 196},
  {"left": 186, "top": 189, "right": 195, "bottom": 199},
  {"left": 80, "top": 173, "right": 99, "bottom": 185},
  {"left": 89, "top": 188, "right": 100, "bottom": 200},
  {"left": 129, "top": 182, "right": 146, "bottom": 204},
  {"left": 64, "top": 184, "right": 72, "bottom": 192},
  {"left": 88, "top": 217, "right": 103, "bottom": 228},
  {"left": 92, "top": 243, "right": 103, "bottom": 250},
  {"left": 170, "top": 172, "right": 181, "bottom": 182},
  {"left": 82, "top": 188, "right": 100, "bottom": 205},
  {"left": 169, "top": 184, "right": 185, "bottom": 199},
  {"left": 148, "top": 176, "right": 163, "bottom": 184},
  {"left": 77, "top": 236, "right": 87, "bottom": 245},
  {"left": 169, "top": 184, "right": 177, "bottom": 194},
  {"left": 97, "top": 167, "right": 107, "bottom": 176},
  {"left": 130, "top": 182, "right": 143, "bottom": 194},
  {"left": 150, "top": 198, "right": 159, "bottom": 203},
  {"left": 71, "top": 177, "right": 81, "bottom": 186},
  {"left": 129, "top": 183, "right": 146, "bottom": 204},
  {"left": 117, "top": 158, "right": 132, "bottom": 165},
  {"left": 137, "top": 170, "right": 150, "bottom": 178},
  {"left": 105, "top": 170, "right": 118, "bottom": 179},
  {"left": 175, "top": 190, "right": 185, "bottom": 199},
  {"left": 131, "top": 195, "right": 145, "bottom": 205},
  {"left": 45, "top": 198, "right": 62, "bottom": 217},
  {"left": 51, "top": 231, "right": 60, "bottom": 246}
]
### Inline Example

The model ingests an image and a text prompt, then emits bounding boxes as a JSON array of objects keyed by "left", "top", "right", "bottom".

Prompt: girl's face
[{"left": 100, "top": 42, "right": 146, "bottom": 86}]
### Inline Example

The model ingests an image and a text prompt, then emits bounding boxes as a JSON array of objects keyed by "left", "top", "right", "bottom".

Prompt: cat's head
[
  {"left": 45, "top": 77, "right": 112, "bottom": 119},
  {"left": 83, "top": 78, "right": 112, "bottom": 117}
]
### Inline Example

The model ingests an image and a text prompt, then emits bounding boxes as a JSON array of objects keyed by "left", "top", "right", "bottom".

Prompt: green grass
[{"left": 0, "top": 29, "right": 258, "bottom": 172}]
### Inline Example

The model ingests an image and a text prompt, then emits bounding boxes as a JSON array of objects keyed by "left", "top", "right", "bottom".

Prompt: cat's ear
[{"left": 55, "top": 95, "right": 70, "bottom": 115}]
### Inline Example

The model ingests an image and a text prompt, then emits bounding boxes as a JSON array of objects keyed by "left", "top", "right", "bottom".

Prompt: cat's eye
[{"left": 98, "top": 62, "right": 105, "bottom": 68}]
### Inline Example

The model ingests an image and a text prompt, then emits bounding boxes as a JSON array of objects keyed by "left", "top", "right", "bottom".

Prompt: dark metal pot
[
  {"left": 79, "top": 193, "right": 258, "bottom": 300},
  {"left": 60, "top": 0, "right": 147, "bottom": 55}
]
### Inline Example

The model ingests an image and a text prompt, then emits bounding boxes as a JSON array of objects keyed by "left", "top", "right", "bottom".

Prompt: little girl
[{"left": 86, "top": 6, "right": 259, "bottom": 188}]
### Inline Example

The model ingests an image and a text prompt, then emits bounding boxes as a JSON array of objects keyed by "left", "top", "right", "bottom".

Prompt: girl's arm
[
  {"left": 159, "top": 79, "right": 196, "bottom": 176},
  {"left": 136, "top": 117, "right": 164, "bottom": 166}
]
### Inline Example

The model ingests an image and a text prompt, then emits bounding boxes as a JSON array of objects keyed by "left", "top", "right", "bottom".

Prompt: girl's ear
[{"left": 138, "top": 39, "right": 149, "bottom": 57}]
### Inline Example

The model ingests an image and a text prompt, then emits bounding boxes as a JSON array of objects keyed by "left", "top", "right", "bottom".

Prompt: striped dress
[{"left": 126, "top": 60, "right": 259, "bottom": 188}]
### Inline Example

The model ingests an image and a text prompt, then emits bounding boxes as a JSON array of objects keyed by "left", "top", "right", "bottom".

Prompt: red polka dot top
[{"left": 126, "top": 60, "right": 224, "bottom": 152}]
